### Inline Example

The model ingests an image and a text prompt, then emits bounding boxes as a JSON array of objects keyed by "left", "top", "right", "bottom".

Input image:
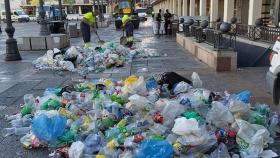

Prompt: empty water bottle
[{"left": 2, "top": 127, "right": 31, "bottom": 137}]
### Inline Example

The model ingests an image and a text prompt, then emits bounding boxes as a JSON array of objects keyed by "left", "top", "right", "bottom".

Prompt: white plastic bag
[
  {"left": 235, "top": 119, "right": 270, "bottom": 157},
  {"left": 206, "top": 101, "right": 234, "bottom": 127},
  {"left": 65, "top": 46, "right": 79, "bottom": 59},
  {"left": 172, "top": 117, "right": 200, "bottom": 136},
  {"left": 132, "top": 76, "right": 148, "bottom": 95},
  {"left": 191, "top": 72, "right": 202, "bottom": 88},
  {"left": 68, "top": 141, "right": 85, "bottom": 158},
  {"left": 162, "top": 101, "right": 186, "bottom": 127},
  {"left": 173, "top": 81, "right": 192, "bottom": 95},
  {"left": 59, "top": 61, "right": 75, "bottom": 71}
]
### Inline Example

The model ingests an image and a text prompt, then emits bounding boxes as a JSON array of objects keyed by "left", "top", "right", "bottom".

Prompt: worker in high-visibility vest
[
  {"left": 122, "top": 15, "right": 134, "bottom": 47},
  {"left": 80, "top": 10, "right": 98, "bottom": 48}
]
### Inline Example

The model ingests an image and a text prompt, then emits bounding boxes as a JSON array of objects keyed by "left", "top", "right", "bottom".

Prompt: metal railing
[
  {"left": 235, "top": 24, "right": 280, "bottom": 43},
  {"left": 205, "top": 28, "right": 215, "bottom": 46}
]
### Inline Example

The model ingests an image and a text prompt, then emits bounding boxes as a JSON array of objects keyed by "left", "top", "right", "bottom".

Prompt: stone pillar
[
  {"left": 78, "top": 6, "right": 82, "bottom": 15},
  {"left": 248, "top": 0, "right": 262, "bottom": 25},
  {"left": 190, "top": 0, "right": 195, "bottom": 16},
  {"left": 178, "top": 0, "right": 182, "bottom": 16},
  {"left": 200, "top": 0, "right": 206, "bottom": 16},
  {"left": 224, "top": 0, "right": 235, "bottom": 22},
  {"left": 173, "top": 0, "right": 177, "bottom": 15},
  {"left": 210, "top": 0, "right": 219, "bottom": 22},
  {"left": 183, "top": 0, "right": 188, "bottom": 16}
]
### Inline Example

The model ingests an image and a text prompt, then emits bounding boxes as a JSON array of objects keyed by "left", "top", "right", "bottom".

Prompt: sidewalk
[{"left": 0, "top": 18, "right": 274, "bottom": 157}]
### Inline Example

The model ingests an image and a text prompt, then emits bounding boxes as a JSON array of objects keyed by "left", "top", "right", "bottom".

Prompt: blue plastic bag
[
  {"left": 146, "top": 78, "right": 158, "bottom": 91},
  {"left": 32, "top": 114, "right": 66, "bottom": 142},
  {"left": 136, "top": 140, "right": 174, "bottom": 158},
  {"left": 237, "top": 91, "right": 251, "bottom": 103}
]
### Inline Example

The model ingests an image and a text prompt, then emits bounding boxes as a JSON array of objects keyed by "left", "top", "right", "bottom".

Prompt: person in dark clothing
[
  {"left": 80, "top": 10, "right": 98, "bottom": 48},
  {"left": 122, "top": 15, "right": 134, "bottom": 47},
  {"left": 156, "top": 9, "right": 162, "bottom": 35},
  {"left": 164, "top": 9, "right": 172, "bottom": 35}
]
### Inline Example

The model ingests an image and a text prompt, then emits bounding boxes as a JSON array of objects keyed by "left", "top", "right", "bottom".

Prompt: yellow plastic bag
[{"left": 124, "top": 76, "right": 138, "bottom": 87}]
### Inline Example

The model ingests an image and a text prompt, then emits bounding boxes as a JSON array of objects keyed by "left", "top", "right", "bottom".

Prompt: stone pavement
[{"left": 0, "top": 19, "right": 275, "bottom": 157}]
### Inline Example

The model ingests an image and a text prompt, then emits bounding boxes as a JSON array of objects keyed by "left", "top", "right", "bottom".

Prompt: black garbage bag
[{"left": 155, "top": 72, "right": 192, "bottom": 90}]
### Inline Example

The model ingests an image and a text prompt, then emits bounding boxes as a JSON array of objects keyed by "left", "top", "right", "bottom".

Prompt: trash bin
[
  {"left": 68, "top": 23, "right": 78, "bottom": 38},
  {"left": 50, "top": 21, "right": 64, "bottom": 34},
  {"left": 115, "top": 19, "right": 122, "bottom": 29},
  {"left": 171, "top": 22, "right": 178, "bottom": 36},
  {"left": 132, "top": 18, "right": 140, "bottom": 29},
  {"left": 183, "top": 23, "right": 190, "bottom": 37}
]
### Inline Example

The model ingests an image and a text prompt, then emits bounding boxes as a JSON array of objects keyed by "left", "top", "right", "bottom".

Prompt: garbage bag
[
  {"left": 136, "top": 140, "right": 173, "bottom": 158},
  {"left": 191, "top": 72, "right": 202, "bottom": 88},
  {"left": 209, "top": 143, "right": 231, "bottom": 158},
  {"left": 206, "top": 101, "right": 234, "bottom": 128},
  {"left": 235, "top": 119, "right": 270, "bottom": 157},
  {"left": 64, "top": 46, "right": 79, "bottom": 62},
  {"left": 237, "top": 91, "right": 251, "bottom": 104},
  {"left": 172, "top": 117, "right": 200, "bottom": 136},
  {"left": 172, "top": 117, "right": 208, "bottom": 146},
  {"left": 127, "top": 94, "right": 149, "bottom": 112},
  {"left": 68, "top": 141, "right": 85, "bottom": 158},
  {"left": 162, "top": 101, "right": 186, "bottom": 127},
  {"left": 31, "top": 114, "right": 66, "bottom": 142},
  {"left": 173, "top": 81, "right": 192, "bottom": 95},
  {"left": 133, "top": 76, "right": 148, "bottom": 95},
  {"left": 84, "top": 134, "right": 103, "bottom": 154},
  {"left": 155, "top": 72, "right": 192, "bottom": 90}
]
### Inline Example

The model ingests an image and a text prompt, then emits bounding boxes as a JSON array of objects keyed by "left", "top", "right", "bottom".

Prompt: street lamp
[
  {"left": 58, "top": 0, "right": 65, "bottom": 33},
  {"left": 39, "top": 0, "right": 50, "bottom": 36},
  {"left": 4, "top": 0, "right": 22, "bottom": 61}
]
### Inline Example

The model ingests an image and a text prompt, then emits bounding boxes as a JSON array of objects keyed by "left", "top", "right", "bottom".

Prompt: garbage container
[
  {"left": 50, "top": 21, "right": 64, "bottom": 34},
  {"left": 132, "top": 18, "right": 140, "bottom": 29},
  {"left": 171, "top": 22, "right": 178, "bottom": 36},
  {"left": 68, "top": 23, "right": 78, "bottom": 38},
  {"left": 115, "top": 19, "right": 122, "bottom": 29},
  {"left": 183, "top": 23, "right": 190, "bottom": 37}
]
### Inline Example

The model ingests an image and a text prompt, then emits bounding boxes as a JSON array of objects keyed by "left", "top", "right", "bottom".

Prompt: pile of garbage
[
  {"left": 32, "top": 42, "right": 150, "bottom": 75},
  {"left": 2, "top": 72, "right": 280, "bottom": 158}
]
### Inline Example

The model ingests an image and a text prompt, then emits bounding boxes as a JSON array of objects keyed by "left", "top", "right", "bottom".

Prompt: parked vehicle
[
  {"left": 36, "top": 6, "right": 67, "bottom": 23},
  {"left": 1, "top": 9, "right": 30, "bottom": 22},
  {"left": 136, "top": 8, "right": 147, "bottom": 21},
  {"left": 266, "top": 37, "right": 280, "bottom": 104}
]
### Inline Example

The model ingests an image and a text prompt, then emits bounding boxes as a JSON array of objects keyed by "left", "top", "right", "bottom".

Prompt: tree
[{"left": 30, "top": 0, "right": 39, "bottom": 5}]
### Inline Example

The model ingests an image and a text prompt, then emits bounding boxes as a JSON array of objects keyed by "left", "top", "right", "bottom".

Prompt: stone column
[
  {"left": 178, "top": 0, "right": 182, "bottom": 16},
  {"left": 248, "top": 0, "right": 262, "bottom": 25},
  {"left": 210, "top": 0, "right": 219, "bottom": 22},
  {"left": 183, "top": 0, "right": 188, "bottom": 16},
  {"left": 173, "top": 0, "right": 177, "bottom": 15},
  {"left": 200, "top": 0, "right": 206, "bottom": 16},
  {"left": 190, "top": 0, "right": 195, "bottom": 16},
  {"left": 224, "top": 0, "right": 235, "bottom": 22},
  {"left": 78, "top": 6, "right": 82, "bottom": 15}
]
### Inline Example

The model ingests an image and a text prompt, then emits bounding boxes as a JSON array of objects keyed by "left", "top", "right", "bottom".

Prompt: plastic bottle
[
  {"left": 191, "top": 72, "right": 202, "bottom": 88},
  {"left": 5, "top": 113, "right": 21, "bottom": 121},
  {"left": 23, "top": 94, "right": 35, "bottom": 105},
  {"left": 2, "top": 127, "right": 31, "bottom": 137},
  {"left": 10, "top": 117, "right": 32, "bottom": 128},
  {"left": 269, "top": 112, "right": 279, "bottom": 138}
]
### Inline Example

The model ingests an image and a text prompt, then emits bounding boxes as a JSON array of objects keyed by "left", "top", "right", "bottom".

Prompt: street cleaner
[
  {"left": 80, "top": 10, "right": 98, "bottom": 48},
  {"left": 122, "top": 15, "right": 134, "bottom": 48}
]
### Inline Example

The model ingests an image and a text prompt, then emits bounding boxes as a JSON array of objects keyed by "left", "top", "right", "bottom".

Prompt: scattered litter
[{"left": 2, "top": 72, "right": 280, "bottom": 158}]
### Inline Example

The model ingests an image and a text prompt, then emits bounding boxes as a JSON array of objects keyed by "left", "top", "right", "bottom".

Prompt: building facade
[
  {"left": 152, "top": 0, "right": 280, "bottom": 27},
  {"left": 20, "top": 0, "right": 109, "bottom": 16}
]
